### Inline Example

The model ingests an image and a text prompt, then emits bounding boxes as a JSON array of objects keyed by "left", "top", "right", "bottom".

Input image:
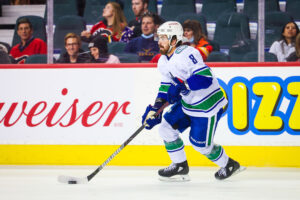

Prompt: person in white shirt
[{"left": 269, "top": 21, "right": 299, "bottom": 62}]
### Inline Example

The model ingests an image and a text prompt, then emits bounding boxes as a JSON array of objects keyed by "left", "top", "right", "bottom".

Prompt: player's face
[
  {"left": 158, "top": 35, "right": 170, "bottom": 55},
  {"left": 17, "top": 23, "right": 33, "bottom": 42},
  {"left": 282, "top": 22, "right": 298, "bottom": 39},
  {"left": 142, "top": 16, "right": 155, "bottom": 36},
  {"left": 132, "top": 0, "right": 145, "bottom": 17},
  {"left": 90, "top": 47, "right": 99, "bottom": 59},
  {"left": 65, "top": 37, "right": 80, "bottom": 57},
  {"left": 103, "top": 3, "right": 114, "bottom": 18},
  {"left": 184, "top": 28, "right": 193, "bottom": 40}
]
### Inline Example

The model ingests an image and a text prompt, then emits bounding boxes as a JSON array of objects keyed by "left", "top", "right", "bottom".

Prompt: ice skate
[
  {"left": 215, "top": 158, "right": 246, "bottom": 180},
  {"left": 158, "top": 160, "right": 190, "bottom": 182}
]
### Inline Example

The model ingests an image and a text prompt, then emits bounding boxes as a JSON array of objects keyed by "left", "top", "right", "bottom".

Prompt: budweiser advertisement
[{"left": 0, "top": 63, "right": 300, "bottom": 146}]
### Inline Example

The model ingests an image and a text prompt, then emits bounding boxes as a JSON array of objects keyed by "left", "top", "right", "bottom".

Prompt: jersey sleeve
[
  {"left": 179, "top": 47, "right": 213, "bottom": 90},
  {"left": 156, "top": 69, "right": 172, "bottom": 100}
]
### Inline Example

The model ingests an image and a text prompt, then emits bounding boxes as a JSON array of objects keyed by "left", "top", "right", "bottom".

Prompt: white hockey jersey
[{"left": 157, "top": 45, "right": 227, "bottom": 117}]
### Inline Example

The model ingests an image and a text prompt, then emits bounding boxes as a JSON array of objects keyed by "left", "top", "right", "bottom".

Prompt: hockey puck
[{"left": 68, "top": 180, "right": 77, "bottom": 184}]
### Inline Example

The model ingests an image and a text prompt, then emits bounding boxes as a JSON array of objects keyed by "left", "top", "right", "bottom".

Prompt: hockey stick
[{"left": 58, "top": 102, "right": 169, "bottom": 184}]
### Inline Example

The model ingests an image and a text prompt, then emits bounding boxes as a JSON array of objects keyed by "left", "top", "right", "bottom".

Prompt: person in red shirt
[
  {"left": 81, "top": 2, "right": 133, "bottom": 43},
  {"left": 10, "top": 17, "right": 47, "bottom": 64}
]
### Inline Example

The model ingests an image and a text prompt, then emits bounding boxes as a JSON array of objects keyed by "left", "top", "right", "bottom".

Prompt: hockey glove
[
  {"left": 167, "top": 77, "right": 189, "bottom": 104},
  {"left": 142, "top": 105, "right": 162, "bottom": 130}
]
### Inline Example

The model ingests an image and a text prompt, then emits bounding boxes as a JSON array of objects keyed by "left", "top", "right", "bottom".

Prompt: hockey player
[{"left": 142, "top": 21, "right": 244, "bottom": 181}]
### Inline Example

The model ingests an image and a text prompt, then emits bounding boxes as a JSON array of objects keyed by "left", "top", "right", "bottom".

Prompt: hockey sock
[
  {"left": 205, "top": 144, "right": 229, "bottom": 167},
  {"left": 164, "top": 137, "right": 187, "bottom": 163}
]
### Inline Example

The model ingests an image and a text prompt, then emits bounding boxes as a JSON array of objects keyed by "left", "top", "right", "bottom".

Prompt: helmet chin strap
[{"left": 167, "top": 38, "right": 177, "bottom": 54}]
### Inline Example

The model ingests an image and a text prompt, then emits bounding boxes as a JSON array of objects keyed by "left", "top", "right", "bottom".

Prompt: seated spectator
[
  {"left": 0, "top": 50, "right": 11, "bottom": 64},
  {"left": 0, "top": 42, "right": 11, "bottom": 54},
  {"left": 10, "top": 17, "right": 47, "bottom": 64},
  {"left": 81, "top": 2, "right": 133, "bottom": 43},
  {"left": 182, "top": 19, "right": 213, "bottom": 61},
  {"left": 269, "top": 21, "right": 300, "bottom": 62},
  {"left": 0, "top": 42, "right": 13, "bottom": 64},
  {"left": 88, "top": 36, "right": 120, "bottom": 63},
  {"left": 11, "top": 0, "right": 30, "bottom": 4},
  {"left": 124, "top": 13, "right": 161, "bottom": 62},
  {"left": 56, "top": 33, "right": 91, "bottom": 63},
  {"left": 287, "top": 33, "right": 300, "bottom": 62},
  {"left": 150, "top": 19, "right": 212, "bottom": 63},
  {"left": 128, "top": 0, "right": 149, "bottom": 38}
]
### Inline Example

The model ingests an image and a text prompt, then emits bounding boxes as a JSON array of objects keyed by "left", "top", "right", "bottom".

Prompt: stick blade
[{"left": 57, "top": 175, "right": 88, "bottom": 184}]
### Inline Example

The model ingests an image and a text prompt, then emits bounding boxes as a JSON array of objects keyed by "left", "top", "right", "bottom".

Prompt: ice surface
[{"left": 0, "top": 166, "right": 299, "bottom": 200}]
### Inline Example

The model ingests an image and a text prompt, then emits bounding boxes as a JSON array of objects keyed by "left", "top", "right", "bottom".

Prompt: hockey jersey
[
  {"left": 124, "top": 36, "right": 159, "bottom": 62},
  {"left": 88, "top": 21, "right": 133, "bottom": 43},
  {"left": 10, "top": 37, "right": 47, "bottom": 64},
  {"left": 157, "top": 45, "right": 227, "bottom": 117}
]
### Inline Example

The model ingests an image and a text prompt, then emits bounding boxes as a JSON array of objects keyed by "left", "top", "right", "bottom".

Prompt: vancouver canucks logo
[{"left": 175, "top": 45, "right": 188, "bottom": 54}]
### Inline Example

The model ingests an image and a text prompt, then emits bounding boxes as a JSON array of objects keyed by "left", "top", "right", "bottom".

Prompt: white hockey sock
[
  {"left": 206, "top": 145, "right": 229, "bottom": 168},
  {"left": 164, "top": 138, "right": 187, "bottom": 163}
]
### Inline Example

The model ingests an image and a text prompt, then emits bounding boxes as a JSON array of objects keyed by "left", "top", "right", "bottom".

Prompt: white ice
[{"left": 0, "top": 166, "right": 299, "bottom": 200}]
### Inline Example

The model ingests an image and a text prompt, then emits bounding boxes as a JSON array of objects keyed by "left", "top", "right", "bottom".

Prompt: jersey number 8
[{"left": 189, "top": 54, "right": 198, "bottom": 64}]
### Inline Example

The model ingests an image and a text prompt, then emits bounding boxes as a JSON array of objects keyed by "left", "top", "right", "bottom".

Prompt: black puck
[{"left": 68, "top": 180, "right": 77, "bottom": 184}]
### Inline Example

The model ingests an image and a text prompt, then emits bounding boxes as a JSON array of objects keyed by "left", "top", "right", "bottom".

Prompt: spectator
[
  {"left": 150, "top": 19, "right": 213, "bottom": 63},
  {"left": 0, "top": 42, "right": 13, "bottom": 64},
  {"left": 88, "top": 36, "right": 120, "bottom": 63},
  {"left": 128, "top": 0, "right": 149, "bottom": 38},
  {"left": 269, "top": 21, "right": 300, "bottom": 62},
  {"left": 11, "top": 0, "right": 30, "bottom": 4},
  {"left": 124, "top": 13, "right": 161, "bottom": 62},
  {"left": 287, "top": 33, "right": 300, "bottom": 62},
  {"left": 56, "top": 33, "right": 91, "bottom": 63},
  {"left": 182, "top": 19, "right": 213, "bottom": 61},
  {"left": 0, "top": 50, "right": 11, "bottom": 64},
  {"left": 81, "top": 2, "right": 133, "bottom": 43},
  {"left": 10, "top": 17, "right": 47, "bottom": 64}
]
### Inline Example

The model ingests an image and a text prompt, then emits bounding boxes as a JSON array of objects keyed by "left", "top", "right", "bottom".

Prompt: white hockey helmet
[{"left": 156, "top": 21, "right": 183, "bottom": 45}]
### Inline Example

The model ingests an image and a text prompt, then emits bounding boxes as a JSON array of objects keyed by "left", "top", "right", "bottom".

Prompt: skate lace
[
  {"left": 218, "top": 168, "right": 227, "bottom": 177},
  {"left": 164, "top": 163, "right": 177, "bottom": 172}
]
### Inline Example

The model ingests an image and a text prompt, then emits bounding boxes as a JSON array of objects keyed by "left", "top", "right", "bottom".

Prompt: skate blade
[
  {"left": 159, "top": 174, "right": 190, "bottom": 182},
  {"left": 217, "top": 165, "right": 247, "bottom": 181}
]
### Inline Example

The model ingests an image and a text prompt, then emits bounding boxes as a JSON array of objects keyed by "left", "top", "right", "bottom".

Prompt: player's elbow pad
[{"left": 186, "top": 75, "right": 212, "bottom": 90}]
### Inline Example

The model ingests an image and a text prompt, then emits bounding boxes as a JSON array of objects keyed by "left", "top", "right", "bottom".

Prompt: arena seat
[
  {"left": 201, "top": 0, "right": 236, "bottom": 23},
  {"left": 160, "top": 0, "right": 196, "bottom": 21},
  {"left": 206, "top": 51, "right": 230, "bottom": 62},
  {"left": 83, "top": 0, "right": 108, "bottom": 25},
  {"left": 54, "top": 15, "right": 86, "bottom": 52},
  {"left": 265, "top": 11, "right": 293, "bottom": 47},
  {"left": 25, "top": 54, "right": 47, "bottom": 64},
  {"left": 229, "top": 39, "right": 257, "bottom": 62},
  {"left": 175, "top": 13, "right": 208, "bottom": 36},
  {"left": 286, "top": 0, "right": 300, "bottom": 21},
  {"left": 208, "top": 40, "right": 220, "bottom": 52},
  {"left": 108, "top": 42, "right": 127, "bottom": 54},
  {"left": 45, "top": 0, "right": 78, "bottom": 24},
  {"left": 242, "top": 51, "right": 278, "bottom": 62},
  {"left": 147, "top": 0, "right": 158, "bottom": 14},
  {"left": 243, "top": 0, "right": 280, "bottom": 22},
  {"left": 213, "top": 12, "right": 250, "bottom": 49},
  {"left": 115, "top": 53, "right": 140, "bottom": 63}
]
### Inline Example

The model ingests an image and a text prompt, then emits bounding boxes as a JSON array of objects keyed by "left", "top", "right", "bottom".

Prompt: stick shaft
[{"left": 87, "top": 102, "right": 169, "bottom": 181}]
